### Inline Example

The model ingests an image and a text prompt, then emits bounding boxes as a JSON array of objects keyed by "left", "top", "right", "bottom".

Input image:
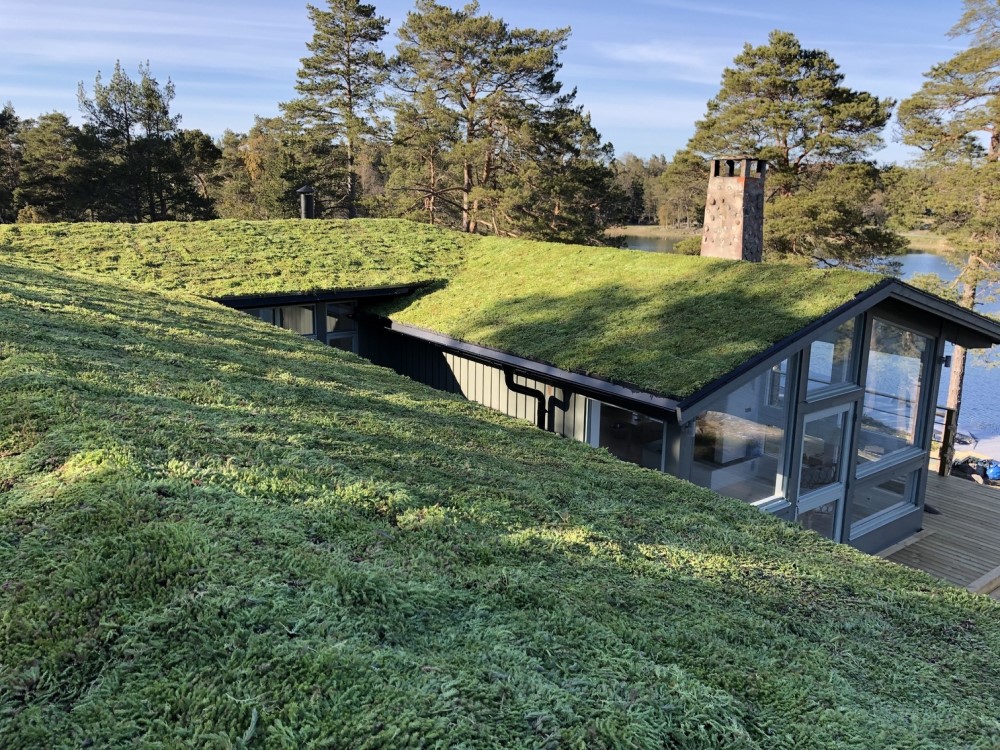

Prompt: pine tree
[
  {"left": 77, "top": 61, "right": 183, "bottom": 221},
  {"left": 898, "top": 0, "right": 1000, "bottom": 452},
  {"left": 688, "top": 30, "right": 899, "bottom": 263},
  {"left": 0, "top": 103, "right": 21, "bottom": 223},
  {"left": 283, "top": 0, "right": 389, "bottom": 218}
]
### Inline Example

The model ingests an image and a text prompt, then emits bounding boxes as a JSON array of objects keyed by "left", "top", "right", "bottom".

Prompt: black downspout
[{"left": 503, "top": 367, "right": 547, "bottom": 430}]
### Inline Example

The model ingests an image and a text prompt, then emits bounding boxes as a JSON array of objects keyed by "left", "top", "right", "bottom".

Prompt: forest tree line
[{"left": 1, "top": 0, "right": 1000, "bottom": 275}]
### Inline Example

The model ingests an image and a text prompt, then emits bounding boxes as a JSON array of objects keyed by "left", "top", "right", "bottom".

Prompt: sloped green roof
[
  {"left": 383, "top": 236, "right": 882, "bottom": 398},
  {"left": 0, "top": 220, "right": 882, "bottom": 399},
  {"left": 2, "top": 258, "right": 999, "bottom": 748},
  {"left": 0, "top": 219, "right": 472, "bottom": 297}
]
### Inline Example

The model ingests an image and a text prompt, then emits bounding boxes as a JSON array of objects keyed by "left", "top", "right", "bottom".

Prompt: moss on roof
[
  {"left": 0, "top": 219, "right": 472, "bottom": 297},
  {"left": 2, "top": 259, "right": 1000, "bottom": 748},
  {"left": 383, "top": 236, "right": 883, "bottom": 398},
  {"left": 0, "top": 220, "right": 884, "bottom": 398}
]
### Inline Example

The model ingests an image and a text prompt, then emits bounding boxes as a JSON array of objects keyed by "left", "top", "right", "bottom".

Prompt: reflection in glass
[
  {"left": 851, "top": 472, "right": 916, "bottom": 529},
  {"left": 798, "top": 505, "right": 836, "bottom": 538},
  {"left": 857, "top": 320, "right": 929, "bottom": 468},
  {"left": 326, "top": 302, "right": 356, "bottom": 333},
  {"left": 807, "top": 318, "right": 856, "bottom": 395},
  {"left": 597, "top": 404, "right": 664, "bottom": 470},
  {"left": 247, "top": 305, "right": 316, "bottom": 335},
  {"left": 691, "top": 359, "right": 791, "bottom": 503},
  {"left": 800, "top": 409, "right": 849, "bottom": 494}
]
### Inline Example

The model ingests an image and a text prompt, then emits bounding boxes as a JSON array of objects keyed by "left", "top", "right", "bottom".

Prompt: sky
[{"left": 0, "top": 0, "right": 971, "bottom": 163}]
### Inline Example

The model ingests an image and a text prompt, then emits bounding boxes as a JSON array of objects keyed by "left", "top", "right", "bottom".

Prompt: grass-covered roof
[
  {"left": 0, "top": 220, "right": 884, "bottom": 399},
  {"left": 2, "top": 258, "right": 1000, "bottom": 748},
  {"left": 382, "top": 237, "right": 883, "bottom": 398},
  {"left": 0, "top": 219, "right": 472, "bottom": 297}
]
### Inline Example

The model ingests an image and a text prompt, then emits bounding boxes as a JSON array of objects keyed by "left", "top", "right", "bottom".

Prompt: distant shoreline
[
  {"left": 606, "top": 225, "right": 697, "bottom": 240},
  {"left": 609, "top": 226, "right": 956, "bottom": 255}
]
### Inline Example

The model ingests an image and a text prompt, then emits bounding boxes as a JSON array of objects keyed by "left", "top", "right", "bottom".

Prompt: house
[{"left": 4, "top": 212, "right": 998, "bottom": 554}]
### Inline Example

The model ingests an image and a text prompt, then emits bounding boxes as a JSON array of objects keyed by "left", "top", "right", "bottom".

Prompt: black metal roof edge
[
  {"left": 385, "top": 320, "right": 681, "bottom": 419},
  {"left": 675, "top": 279, "right": 898, "bottom": 417},
  {"left": 212, "top": 284, "right": 420, "bottom": 308},
  {"left": 674, "top": 277, "right": 1000, "bottom": 420},
  {"left": 889, "top": 278, "right": 1000, "bottom": 340}
]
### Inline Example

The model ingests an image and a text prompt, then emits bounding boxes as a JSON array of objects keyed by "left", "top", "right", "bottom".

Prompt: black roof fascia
[
  {"left": 889, "top": 280, "right": 1000, "bottom": 348},
  {"left": 384, "top": 320, "right": 681, "bottom": 421},
  {"left": 213, "top": 284, "right": 419, "bottom": 310}
]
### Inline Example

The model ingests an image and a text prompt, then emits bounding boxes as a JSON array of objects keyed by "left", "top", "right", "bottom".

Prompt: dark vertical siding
[{"left": 360, "top": 323, "right": 587, "bottom": 441}]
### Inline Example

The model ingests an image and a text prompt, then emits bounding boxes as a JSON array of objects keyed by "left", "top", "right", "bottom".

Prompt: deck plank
[{"left": 885, "top": 473, "right": 1000, "bottom": 589}]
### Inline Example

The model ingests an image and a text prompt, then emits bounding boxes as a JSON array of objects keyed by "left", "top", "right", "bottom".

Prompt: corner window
[
  {"left": 857, "top": 319, "right": 929, "bottom": 469},
  {"left": 591, "top": 403, "right": 664, "bottom": 470},
  {"left": 850, "top": 470, "right": 918, "bottom": 533}
]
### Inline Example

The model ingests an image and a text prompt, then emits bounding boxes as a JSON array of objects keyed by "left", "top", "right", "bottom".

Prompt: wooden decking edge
[
  {"left": 966, "top": 564, "right": 1000, "bottom": 595},
  {"left": 877, "top": 529, "right": 935, "bottom": 559}
]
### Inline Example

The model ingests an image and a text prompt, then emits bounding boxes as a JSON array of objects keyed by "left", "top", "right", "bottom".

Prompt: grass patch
[
  {"left": 1, "top": 258, "right": 999, "bottom": 748},
  {"left": 605, "top": 225, "right": 698, "bottom": 239},
  {"left": 1, "top": 220, "right": 883, "bottom": 400},
  {"left": 901, "top": 230, "right": 956, "bottom": 255},
  {"left": 383, "top": 236, "right": 882, "bottom": 398}
]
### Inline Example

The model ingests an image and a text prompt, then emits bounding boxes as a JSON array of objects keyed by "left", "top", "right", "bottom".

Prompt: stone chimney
[{"left": 700, "top": 157, "right": 766, "bottom": 262}]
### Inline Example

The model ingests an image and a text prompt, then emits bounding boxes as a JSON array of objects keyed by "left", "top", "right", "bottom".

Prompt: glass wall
[
  {"left": 850, "top": 471, "right": 918, "bottom": 531},
  {"left": 326, "top": 302, "right": 357, "bottom": 351},
  {"left": 857, "top": 319, "right": 930, "bottom": 468},
  {"left": 593, "top": 403, "right": 664, "bottom": 470},
  {"left": 807, "top": 319, "right": 856, "bottom": 396},
  {"left": 247, "top": 305, "right": 316, "bottom": 336},
  {"left": 691, "top": 359, "right": 792, "bottom": 504}
]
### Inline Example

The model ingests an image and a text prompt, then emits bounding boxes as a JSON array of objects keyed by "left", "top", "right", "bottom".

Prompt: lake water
[
  {"left": 620, "top": 235, "right": 1000, "bottom": 451},
  {"left": 620, "top": 235, "right": 685, "bottom": 253}
]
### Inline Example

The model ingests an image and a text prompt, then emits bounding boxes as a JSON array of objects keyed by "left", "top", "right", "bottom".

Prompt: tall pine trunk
[{"left": 946, "top": 255, "right": 979, "bottom": 438}]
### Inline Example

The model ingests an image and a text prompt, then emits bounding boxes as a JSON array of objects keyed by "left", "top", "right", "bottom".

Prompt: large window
[
  {"left": 807, "top": 319, "right": 856, "bottom": 396},
  {"left": 591, "top": 403, "right": 664, "bottom": 470},
  {"left": 326, "top": 302, "right": 357, "bottom": 352},
  {"left": 850, "top": 470, "right": 918, "bottom": 533},
  {"left": 247, "top": 305, "right": 316, "bottom": 336},
  {"left": 691, "top": 360, "right": 792, "bottom": 504},
  {"left": 857, "top": 319, "right": 930, "bottom": 469}
]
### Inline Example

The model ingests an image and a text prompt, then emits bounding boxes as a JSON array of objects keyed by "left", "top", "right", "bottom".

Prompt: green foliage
[
  {"left": 688, "top": 30, "right": 899, "bottom": 263},
  {"left": 77, "top": 61, "right": 215, "bottom": 222},
  {"left": 0, "top": 219, "right": 882, "bottom": 399},
  {"left": 0, "top": 102, "right": 20, "bottom": 224},
  {"left": 898, "top": 0, "right": 1000, "bottom": 161},
  {"left": 282, "top": 0, "right": 390, "bottom": 219},
  {"left": 0, "top": 218, "right": 472, "bottom": 297},
  {"left": 765, "top": 164, "right": 907, "bottom": 264},
  {"left": 387, "top": 1, "right": 620, "bottom": 243},
  {"left": 657, "top": 149, "right": 708, "bottom": 229},
  {"left": 1, "top": 240, "right": 999, "bottom": 748},
  {"left": 12, "top": 113, "right": 88, "bottom": 222}
]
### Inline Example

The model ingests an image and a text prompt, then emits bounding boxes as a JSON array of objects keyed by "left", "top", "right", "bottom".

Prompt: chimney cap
[{"left": 296, "top": 184, "right": 316, "bottom": 195}]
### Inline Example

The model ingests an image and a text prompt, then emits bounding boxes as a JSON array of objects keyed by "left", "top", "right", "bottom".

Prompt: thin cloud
[
  {"left": 591, "top": 40, "right": 732, "bottom": 85},
  {"left": 636, "top": 0, "right": 786, "bottom": 22}
]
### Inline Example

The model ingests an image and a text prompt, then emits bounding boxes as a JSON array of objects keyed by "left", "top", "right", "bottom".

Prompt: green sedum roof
[
  {"left": 0, "top": 219, "right": 472, "bottom": 297},
  {"left": 382, "top": 236, "right": 883, "bottom": 398},
  {"left": 0, "top": 220, "right": 883, "bottom": 399},
  {"left": 2, "top": 259, "right": 999, "bottom": 748}
]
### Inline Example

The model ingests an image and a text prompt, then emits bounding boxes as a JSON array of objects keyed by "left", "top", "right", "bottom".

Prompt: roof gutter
[{"left": 382, "top": 319, "right": 681, "bottom": 421}]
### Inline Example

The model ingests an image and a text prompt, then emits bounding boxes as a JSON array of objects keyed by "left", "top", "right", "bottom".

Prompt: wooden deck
[{"left": 884, "top": 472, "right": 1000, "bottom": 594}]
